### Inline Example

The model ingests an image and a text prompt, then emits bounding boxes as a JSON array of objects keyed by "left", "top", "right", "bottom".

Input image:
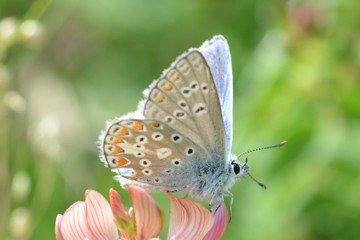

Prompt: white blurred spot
[
  {"left": 32, "top": 114, "right": 60, "bottom": 158},
  {"left": 0, "top": 17, "right": 19, "bottom": 47},
  {"left": 11, "top": 171, "right": 31, "bottom": 202},
  {"left": 9, "top": 207, "right": 31, "bottom": 239},
  {"left": 3, "top": 91, "right": 26, "bottom": 112},
  {"left": 20, "top": 20, "right": 45, "bottom": 49}
]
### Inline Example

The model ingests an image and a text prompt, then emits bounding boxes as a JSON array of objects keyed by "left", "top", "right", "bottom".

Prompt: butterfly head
[
  {"left": 230, "top": 141, "right": 287, "bottom": 187},
  {"left": 230, "top": 157, "right": 248, "bottom": 180},
  {"left": 231, "top": 156, "right": 270, "bottom": 189}
]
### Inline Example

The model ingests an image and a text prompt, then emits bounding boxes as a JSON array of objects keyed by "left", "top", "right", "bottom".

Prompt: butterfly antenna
[
  {"left": 237, "top": 140, "right": 287, "bottom": 158},
  {"left": 242, "top": 158, "right": 267, "bottom": 189},
  {"left": 240, "top": 141, "right": 287, "bottom": 189}
]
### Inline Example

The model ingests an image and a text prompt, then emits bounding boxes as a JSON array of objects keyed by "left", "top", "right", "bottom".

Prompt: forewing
[
  {"left": 143, "top": 45, "right": 227, "bottom": 155},
  {"left": 199, "top": 36, "right": 233, "bottom": 156}
]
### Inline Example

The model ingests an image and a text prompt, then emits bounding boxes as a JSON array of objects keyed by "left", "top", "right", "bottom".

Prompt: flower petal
[
  {"left": 85, "top": 190, "right": 119, "bottom": 239},
  {"left": 203, "top": 201, "right": 229, "bottom": 240},
  {"left": 60, "top": 201, "right": 94, "bottom": 239},
  {"left": 55, "top": 214, "right": 64, "bottom": 240},
  {"left": 167, "top": 193, "right": 214, "bottom": 240},
  {"left": 57, "top": 190, "right": 119, "bottom": 240},
  {"left": 129, "top": 186, "right": 164, "bottom": 239},
  {"left": 109, "top": 188, "right": 136, "bottom": 238},
  {"left": 109, "top": 188, "right": 129, "bottom": 221}
]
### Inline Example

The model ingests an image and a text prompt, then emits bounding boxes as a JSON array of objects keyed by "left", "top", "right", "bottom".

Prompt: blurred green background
[{"left": 1, "top": 0, "right": 359, "bottom": 239}]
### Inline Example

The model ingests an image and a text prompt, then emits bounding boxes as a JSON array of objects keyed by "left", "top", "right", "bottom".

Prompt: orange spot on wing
[
  {"left": 169, "top": 71, "right": 180, "bottom": 82},
  {"left": 151, "top": 121, "right": 160, "bottom": 128},
  {"left": 155, "top": 93, "right": 165, "bottom": 103},
  {"left": 118, "top": 128, "right": 129, "bottom": 136},
  {"left": 163, "top": 83, "right": 173, "bottom": 91},
  {"left": 113, "top": 146, "right": 125, "bottom": 154},
  {"left": 117, "top": 157, "right": 128, "bottom": 167},
  {"left": 178, "top": 61, "right": 190, "bottom": 73},
  {"left": 113, "top": 137, "right": 124, "bottom": 144},
  {"left": 132, "top": 121, "right": 144, "bottom": 131}
]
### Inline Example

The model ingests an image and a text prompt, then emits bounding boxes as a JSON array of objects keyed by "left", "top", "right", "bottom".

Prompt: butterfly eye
[{"left": 232, "top": 162, "right": 241, "bottom": 175}]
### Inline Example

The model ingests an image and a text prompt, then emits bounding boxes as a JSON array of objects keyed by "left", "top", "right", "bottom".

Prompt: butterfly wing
[
  {"left": 101, "top": 119, "right": 207, "bottom": 192},
  {"left": 99, "top": 35, "right": 232, "bottom": 197},
  {"left": 143, "top": 38, "right": 229, "bottom": 156},
  {"left": 199, "top": 36, "right": 233, "bottom": 157}
]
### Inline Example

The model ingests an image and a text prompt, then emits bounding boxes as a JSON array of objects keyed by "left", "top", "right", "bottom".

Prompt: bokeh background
[{"left": 1, "top": 0, "right": 359, "bottom": 239}]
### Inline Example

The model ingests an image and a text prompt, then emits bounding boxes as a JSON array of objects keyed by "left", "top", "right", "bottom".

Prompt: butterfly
[{"left": 98, "top": 35, "right": 284, "bottom": 208}]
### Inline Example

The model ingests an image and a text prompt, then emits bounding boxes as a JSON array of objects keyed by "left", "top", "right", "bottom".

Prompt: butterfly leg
[
  {"left": 224, "top": 190, "right": 233, "bottom": 221},
  {"left": 209, "top": 200, "right": 222, "bottom": 214}
]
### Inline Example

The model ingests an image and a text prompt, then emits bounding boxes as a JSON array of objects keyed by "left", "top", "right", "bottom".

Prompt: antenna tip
[
  {"left": 278, "top": 141, "right": 287, "bottom": 147},
  {"left": 259, "top": 183, "right": 267, "bottom": 189}
]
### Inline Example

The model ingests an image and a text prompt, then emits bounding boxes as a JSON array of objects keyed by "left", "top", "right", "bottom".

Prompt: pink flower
[
  {"left": 110, "top": 187, "right": 164, "bottom": 239},
  {"left": 56, "top": 187, "right": 228, "bottom": 240},
  {"left": 55, "top": 190, "right": 118, "bottom": 240},
  {"left": 204, "top": 201, "right": 229, "bottom": 240}
]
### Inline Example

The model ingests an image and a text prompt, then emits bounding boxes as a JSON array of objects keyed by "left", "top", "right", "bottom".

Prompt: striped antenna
[
  {"left": 237, "top": 141, "right": 287, "bottom": 158},
  {"left": 239, "top": 141, "right": 287, "bottom": 189}
]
